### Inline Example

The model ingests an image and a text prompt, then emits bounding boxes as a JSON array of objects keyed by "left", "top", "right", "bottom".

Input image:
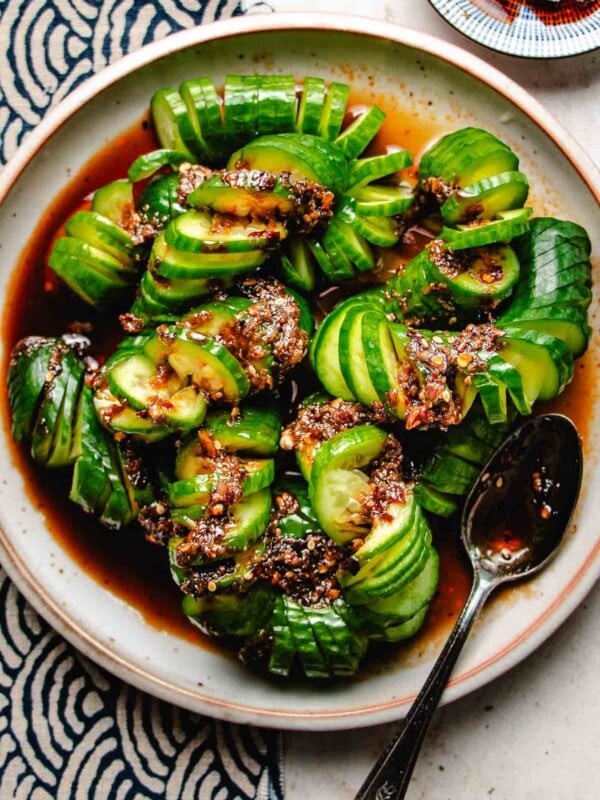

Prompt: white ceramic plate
[
  {"left": 0, "top": 13, "right": 599, "bottom": 731},
  {"left": 429, "top": 0, "right": 600, "bottom": 58}
]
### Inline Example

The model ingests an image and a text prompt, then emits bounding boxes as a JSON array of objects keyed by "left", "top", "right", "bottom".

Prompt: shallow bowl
[{"left": 0, "top": 12, "right": 599, "bottom": 730}]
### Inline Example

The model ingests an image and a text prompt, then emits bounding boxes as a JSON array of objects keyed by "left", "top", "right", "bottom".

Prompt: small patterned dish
[{"left": 429, "top": 0, "right": 600, "bottom": 58}]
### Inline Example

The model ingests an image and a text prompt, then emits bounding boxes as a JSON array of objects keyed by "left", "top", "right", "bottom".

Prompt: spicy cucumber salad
[{"left": 7, "top": 74, "right": 592, "bottom": 679}]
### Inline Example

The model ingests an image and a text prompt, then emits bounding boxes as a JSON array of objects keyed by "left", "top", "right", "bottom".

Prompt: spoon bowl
[
  {"left": 355, "top": 413, "right": 583, "bottom": 800},
  {"left": 463, "top": 413, "right": 583, "bottom": 582}
]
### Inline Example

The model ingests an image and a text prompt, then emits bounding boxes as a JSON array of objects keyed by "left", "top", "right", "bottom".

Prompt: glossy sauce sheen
[{"left": 1, "top": 102, "right": 595, "bottom": 661}]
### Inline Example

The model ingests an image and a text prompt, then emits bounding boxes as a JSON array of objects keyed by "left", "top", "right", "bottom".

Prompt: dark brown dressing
[
  {"left": 472, "top": 0, "right": 600, "bottom": 25},
  {"left": 1, "top": 100, "right": 595, "bottom": 661}
]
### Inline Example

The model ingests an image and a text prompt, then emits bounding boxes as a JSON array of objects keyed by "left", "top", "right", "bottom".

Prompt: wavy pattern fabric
[
  {"left": 0, "top": 0, "right": 274, "bottom": 164},
  {"left": 0, "top": 2, "right": 282, "bottom": 798},
  {"left": 0, "top": 572, "right": 283, "bottom": 799}
]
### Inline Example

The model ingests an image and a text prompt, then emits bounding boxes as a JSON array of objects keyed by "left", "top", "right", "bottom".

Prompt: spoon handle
[{"left": 354, "top": 571, "right": 496, "bottom": 800}]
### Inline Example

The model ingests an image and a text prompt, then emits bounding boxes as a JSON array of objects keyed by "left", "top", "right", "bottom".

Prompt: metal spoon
[{"left": 354, "top": 413, "right": 582, "bottom": 800}]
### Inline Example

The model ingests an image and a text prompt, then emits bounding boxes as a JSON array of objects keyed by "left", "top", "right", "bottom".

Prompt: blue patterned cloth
[{"left": 0, "top": 2, "right": 283, "bottom": 798}]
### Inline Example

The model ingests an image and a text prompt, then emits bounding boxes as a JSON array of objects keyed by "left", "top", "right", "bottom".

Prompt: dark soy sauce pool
[{"left": 1, "top": 98, "right": 596, "bottom": 666}]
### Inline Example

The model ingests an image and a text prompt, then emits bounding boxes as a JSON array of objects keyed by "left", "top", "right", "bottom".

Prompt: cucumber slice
[
  {"left": 165, "top": 209, "right": 286, "bottom": 254},
  {"left": 439, "top": 134, "right": 519, "bottom": 186},
  {"left": 338, "top": 308, "right": 380, "bottom": 406},
  {"left": 421, "top": 450, "right": 482, "bottom": 496},
  {"left": 93, "top": 391, "right": 172, "bottom": 442},
  {"left": 32, "top": 350, "right": 84, "bottom": 467},
  {"left": 207, "top": 404, "right": 282, "bottom": 456},
  {"left": 224, "top": 74, "right": 260, "bottom": 140},
  {"left": 349, "top": 150, "right": 412, "bottom": 188},
  {"left": 319, "top": 236, "right": 356, "bottom": 281},
  {"left": 312, "top": 467, "right": 372, "bottom": 543},
  {"left": 344, "top": 516, "right": 430, "bottom": 601},
  {"left": 303, "top": 605, "right": 359, "bottom": 676},
  {"left": 349, "top": 213, "right": 400, "bottom": 247},
  {"left": 269, "top": 596, "right": 296, "bottom": 677},
  {"left": 306, "top": 238, "right": 348, "bottom": 282},
  {"left": 128, "top": 149, "right": 188, "bottom": 182},
  {"left": 107, "top": 351, "right": 180, "bottom": 410},
  {"left": 188, "top": 172, "right": 295, "bottom": 218},
  {"left": 350, "top": 184, "right": 414, "bottom": 216},
  {"left": 323, "top": 218, "right": 375, "bottom": 272},
  {"left": 504, "top": 317, "right": 589, "bottom": 359},
  {"left": 182, "top": 587, "right": 274, "bottom": 639},
  {"left": 150, "top": 232, "right": 267, "bottom": 280},
  {"left": 280, "top": 237, "right": 317, "bottom": 292},
  {"left": 179, "top": 78, "right": 229, "bottom": 163},
  {"left": 419, "top": 127, "right": 492, "bottom": 181},
  {"left": 257, "top": 74, "right": 297, "bottom": 135},
  {"left": 356, "top": 497, "right": 417, "bottom": 562},
  {"left": 335, "top": 105, "right": 386, "bottom": 160},
  {"left": 48, "top": 242, "right": 133, "bottom": 310},
  {"left": 65, "top": 210, "right": 134, "bottom": 265},
  {"left": 151, "top": 88, "right": 199, "bottom": 159},
  {"left": 441, "top": 208, "right": 532, "bottom": 250},
  {"left": 309, "top": 424, "right": 388, "bottom": 491},
  {"left": 318, "top": 81, "right": 350, "bottom": 141},
  {"left": 445, "top": 244, "right": 521, "bottom": 309},
  {"left": 8, "top": 338, "right": 63, "bottom": 445},
  {"left": 441, "top": 170, "right": 529, "bottom": 225},
  {"left": 51, "top": 236, "right": 135, "bottom": 278},
  {"left": 176, "top": 298, "right": 251, "bottom": 335},
  {"left": 296, "top": 76, "right": 326, "bottom": 135},
  {"left": 137, "top": 172, "right": 186, "bottom": 227},
  {"left": 371, "top": 606, "right": 428, "bottom": 642},
  {"left": 359, "top": 547, "right": 439, "bottom": 626},
  {"left": 163, "top": 385, "right": 208, "bottom": 429},
  {"left": 285, "top": 597, "right": 330, "bottom": 678},
  {"left": 228, "top": 133, "right": 350, "bottom": 195},
  {"left": 174, "top": 489, "right": 271, "bottom": 557},
  {"left": 414, "top": 483, "right": 459, "bottom": 517},
  {"left": 471, "top": 371, "right": 508, "bottom": 425},
  {"left": 92, "top": 179, "right": 134, "bottom": 226},
  {"left": 361, "top": 311, "right": 408, "bottom": 417},
  {"left": 310, "top": 425, "right": 388, "bottom": 541},
  {"left": 166, "top": 329, "right": 250, "bottom": 403},
  {"left": 485, "top": 354, "right": 531, "bottom": 416},
  {"left": 168, "top": 458, "right": 275, "bottom": 508},
  {"left": 70, "top": 386, "right": 136, "bottom": 527},
  {"left": 500, "top": 327, "right": 573, "bottom": 402},
  {"left": 140, "top": 268, "right": 227, "bottom": 309},
  {"left": 310, "top": 303, "right": 354, "bottom": 399}
]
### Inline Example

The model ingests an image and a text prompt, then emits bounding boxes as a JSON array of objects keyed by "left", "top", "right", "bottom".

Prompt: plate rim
[
  {"left": 0, "top": 11, "right": 599, "bottom": 730},
  {"left": 427, "top": 0, "right": 600, "bottom": 59}
]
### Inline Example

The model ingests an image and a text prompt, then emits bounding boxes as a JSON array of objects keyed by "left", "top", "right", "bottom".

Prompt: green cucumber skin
[
  {"left": 203, "top": 404, "right": 282, "bottom": 456},
  {"left": 8, "top": 338, "right": 63, "bottom": 445},
  {"left": 92, "top": 179, "right": 134, "bottom": 226},
  {"left": 183, "top": 586, "right": 275, "bottom": 639},
  {"left": 137, "top": 173, "right": 186, "bottom": 227},
  {"left": 285, "top": 597, "right": 330, "bottom": 678},
  {"left": 8, "top": 338, "right": 86, "bottom": 468},
  {"left": 498, "top": 218, "right": 592, "bottom": 356},
  {"left": 334, "top": 105, "right": 386, "bottom": 160},
  {"left": 228, "top": 133, "right": 350, "bottom": 195},
  {"left": 69, "top": 385, "right": 136, "bottom": 528},
  {"left": 128, "top": 149, "right": 187, "bottom": 182},
  {"left": 268, "top": 595, "right": 296, "bottom": 677}
]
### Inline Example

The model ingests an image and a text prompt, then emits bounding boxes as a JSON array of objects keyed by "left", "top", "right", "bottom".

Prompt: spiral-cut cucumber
[{"left": 312, "top": 217, "right": 590, "bottom": 428}]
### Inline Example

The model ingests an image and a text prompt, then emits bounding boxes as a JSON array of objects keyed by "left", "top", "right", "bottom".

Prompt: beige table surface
[{"left": 257, "top": 2, "right": 600, "bottom": 798}]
